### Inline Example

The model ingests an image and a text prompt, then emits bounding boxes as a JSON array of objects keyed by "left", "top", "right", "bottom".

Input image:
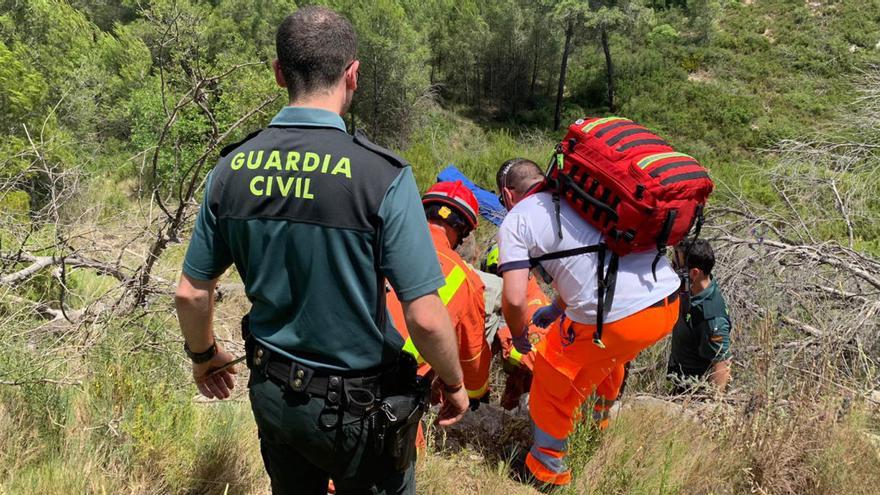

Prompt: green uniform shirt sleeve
[
  {"left": 182, "top": 172, "right": 233, "bottom": 280},
  {"left": 698, "top": 315, "right": 731, "bottom": 363},
  {"left": 378, "top": 167, "right": 444, "bottom": 301}
]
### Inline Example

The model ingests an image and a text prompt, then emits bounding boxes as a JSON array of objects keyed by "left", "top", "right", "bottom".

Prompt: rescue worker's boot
[
  {"left": 507, "top": 444, "right": 561, "bottom": 493},
  {"left": 523, "top": 419, "right": 573, "bottom": 488},
  {"left": 500, "top": 366, "right": 532, "bottom": 410}
]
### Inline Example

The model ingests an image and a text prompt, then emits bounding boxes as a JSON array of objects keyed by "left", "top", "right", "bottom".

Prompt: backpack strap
[
  {"left": 594, "top": 245, "right": 619, "bottom": 349},
  {"left": 552, "top": 191, "right": 563, "bottom": 240},
  {"left": 528, "top": 243, "right": 617, "bottom": 349},
  {"left": 550, "top": 149, "right": 565, "bottom": 240},
  {"left": 691, "top": 204, "right": 705, "bottom": 241},
  {"left": 528, "top": 245, "right": 603, "bottom": 266},
  {"left": 651, "top": 209, "right": 678, "bottom": 282}
]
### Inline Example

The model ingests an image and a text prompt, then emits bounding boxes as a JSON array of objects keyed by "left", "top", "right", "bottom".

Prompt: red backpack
[{"left": 530, "top": 116, "right": 714, "bottom": 347}]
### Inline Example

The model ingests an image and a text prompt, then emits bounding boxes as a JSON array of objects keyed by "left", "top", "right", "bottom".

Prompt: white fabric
[
  {"left": 476, "top": 270, "right": 504, "bottom": 345},
  {"left": 497, "top": 191, "right": 679, "bottom": 325}
]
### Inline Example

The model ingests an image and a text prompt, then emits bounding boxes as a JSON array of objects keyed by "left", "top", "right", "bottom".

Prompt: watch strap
[
  {"left": 185, "top": 341, "right": 217, "bottom": 364},
  {"left": 440, "top": 379, "right": 464, "bottom": 394}
]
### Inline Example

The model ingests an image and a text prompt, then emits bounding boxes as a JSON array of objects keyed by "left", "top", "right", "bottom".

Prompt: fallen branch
[
  {"left": 0, "top": 256, "right": 55, "bottom": 285},
  {"left": 716, "top": 235, "right": 880, "bottom": 291},
  {"left": 0, "top": 292, "right": 85, "bottom": 322},
  {"left": 0, "top": 253, "right": 133, "bottom": 287}
]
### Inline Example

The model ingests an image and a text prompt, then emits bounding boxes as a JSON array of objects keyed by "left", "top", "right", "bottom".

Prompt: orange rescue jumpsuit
[
  {"left": 495, "top": 279, "right": 630, "bottom": 420},
  {"left": 386, "top": 224, "right": 490, "bottom": 400},
  {"left": 525, "top": 297, "right": 680, "bottom": 486}
]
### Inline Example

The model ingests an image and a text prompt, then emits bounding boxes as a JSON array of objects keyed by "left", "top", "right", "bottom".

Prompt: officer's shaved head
[
  {"left": 497, "top": 158, "right": 543, "bottom": 194},
  {"left": 676, "top": 238, "right": 715, "bottom": 276},
  {"left": 276, "top": 7, "right": 357, "bottom": 99}
]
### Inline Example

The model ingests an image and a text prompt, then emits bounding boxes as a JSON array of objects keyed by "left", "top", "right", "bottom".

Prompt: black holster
[
  {"left": 373, "top": 376, "right": 429, "bottom": 472},
  {"left": 241, "top": 314, "right": 256, "bottom": 369}
]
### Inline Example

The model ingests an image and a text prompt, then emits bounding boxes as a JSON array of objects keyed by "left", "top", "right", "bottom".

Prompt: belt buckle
[{"left": 288, "top": 364, "right": 314, "bottom": 393}]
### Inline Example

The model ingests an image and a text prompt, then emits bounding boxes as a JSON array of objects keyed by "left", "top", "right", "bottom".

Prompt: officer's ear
[
  {"left": 689, "top": 267, "right": 703, "bottom": 282},
  {"left": 272, "top": 59, "right": 287, "bottom": 89},
  {"left": 345, "top": 59, "right": 360, "bottom": 91}
]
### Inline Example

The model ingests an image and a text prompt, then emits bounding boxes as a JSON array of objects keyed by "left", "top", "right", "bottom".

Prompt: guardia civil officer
[
  {"left": 667, "top": 238, "right": 732, "bottom": 392},
  {"left": 174, "top": 7, "right": 468, "bottom": 494}
]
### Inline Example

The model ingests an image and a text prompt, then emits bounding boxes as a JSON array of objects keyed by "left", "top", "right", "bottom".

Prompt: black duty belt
[
  {"left": 648, "top": 290, "right": 679, "bottom": 309},
  {"left": 250, "top": 343, "right": 394, "bottom": 417}
]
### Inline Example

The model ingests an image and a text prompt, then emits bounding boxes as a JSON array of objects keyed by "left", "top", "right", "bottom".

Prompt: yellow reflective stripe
[
  {"left": 581, "top": 116, "right": 627, "bottom": 134},
  {"left": 636, "top": 152, "right": 692, "bottom": 170},
  {"left": 508, "top": 347, "right": 524, "bottom": 367},
  {"left": 402, "top": 337, "right": 425, "bottom": 365},
  {"left": 467, "top": 377, "right": 490, "bottom": 399},
  {"left": 460, "top": 348, "right": 484, "bottom": 363},
  {"left": 437, "top": 265, "right": 466, "bottom": 306}
]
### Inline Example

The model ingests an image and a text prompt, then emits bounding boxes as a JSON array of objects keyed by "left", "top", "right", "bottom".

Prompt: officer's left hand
[{"left": 192, "top": 347, "right": 238, "bottom": 399}]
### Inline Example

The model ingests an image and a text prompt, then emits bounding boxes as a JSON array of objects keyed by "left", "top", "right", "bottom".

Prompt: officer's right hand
[
  {"left": 437, "top": 385, "right": 468, "bottom": 426},
  {"left": 192, "top": 347, "right": 238, "bottom": 400}
]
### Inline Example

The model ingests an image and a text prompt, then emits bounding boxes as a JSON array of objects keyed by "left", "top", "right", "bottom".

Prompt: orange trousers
[
  {"left": 591, "top": 361, "right": 628, "bottom": 430},
  {"left": 525, "top": 297, "right": 679, "bottom": 486}
]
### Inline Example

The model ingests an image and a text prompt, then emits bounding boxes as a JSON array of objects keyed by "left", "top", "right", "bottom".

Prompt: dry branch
[{"left": 0, "top": 253, "right": 132, "bottom": 287}]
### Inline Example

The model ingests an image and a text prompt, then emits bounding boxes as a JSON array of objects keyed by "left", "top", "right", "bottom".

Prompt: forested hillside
[{"left": 2, "top": 0, "right": 880, "bottom": 493}]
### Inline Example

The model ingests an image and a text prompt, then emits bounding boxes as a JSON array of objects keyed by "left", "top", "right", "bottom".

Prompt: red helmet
[{"left": 422, "top": 181, "right": 479, "bottom": 233}]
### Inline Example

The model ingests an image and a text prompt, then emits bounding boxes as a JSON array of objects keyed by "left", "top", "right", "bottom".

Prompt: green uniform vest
[
  {"left": 183, "top": 107, "right": 444, "bottom": 372},
  {"left": 668, "top": 280, "right": 731, "bottom": 377}
]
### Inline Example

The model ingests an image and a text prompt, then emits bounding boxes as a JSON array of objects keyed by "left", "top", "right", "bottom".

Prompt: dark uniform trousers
[{"left": 249, "top": 371, "right": 415, "bottom": 494}]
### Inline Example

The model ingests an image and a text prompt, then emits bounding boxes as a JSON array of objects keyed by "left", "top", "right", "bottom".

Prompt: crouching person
[
  {"left": 667, "top": 238, "right": 733, "bottom": 393},
  {"left": 496, "top": 158, "right": 680, "bottom": 489},
  {"left": 386, "top": 181, "right": 492, "bottom": 406}
]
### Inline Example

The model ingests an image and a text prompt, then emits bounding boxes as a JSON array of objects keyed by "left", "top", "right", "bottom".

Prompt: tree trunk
[
  {"left": 529, "top": 29, "right": 540, "bottom": 101},
  {"left": 554, "top": 18, "right": 575, "bottom": 131},
  {"left": 601, "top": 25, "right": 615, "bottom": 113}
]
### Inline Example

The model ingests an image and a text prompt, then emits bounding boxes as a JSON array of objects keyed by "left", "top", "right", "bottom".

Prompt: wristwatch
[
  {"left": 184, "top": 341, "right": 217, "bottom": 364},
  {"left": 440, "top": 379, "right": 464, "bottom": 393}
]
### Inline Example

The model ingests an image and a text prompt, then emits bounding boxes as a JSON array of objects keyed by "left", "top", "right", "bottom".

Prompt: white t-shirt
[{"left": 497, "top": 191, "right": 679, "bottom": 325}]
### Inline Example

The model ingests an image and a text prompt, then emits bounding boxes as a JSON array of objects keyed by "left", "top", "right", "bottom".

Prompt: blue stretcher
[{"left": 436, "top": 165, "right": 506, "bottom": 226}]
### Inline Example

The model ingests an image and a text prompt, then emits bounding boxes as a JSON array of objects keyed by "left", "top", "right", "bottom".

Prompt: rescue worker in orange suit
[
  {"left": 482, "top": 244, "right": 556, "bottom": 410},
  {"left": 496, "top": 158, "right": 680, "bottom": 489},
  {"left": 486, "top": 244, "right": 629, "bottom": 422},
  {"left": 386, "top": 181, "right": 491, "bottom": 407}
]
